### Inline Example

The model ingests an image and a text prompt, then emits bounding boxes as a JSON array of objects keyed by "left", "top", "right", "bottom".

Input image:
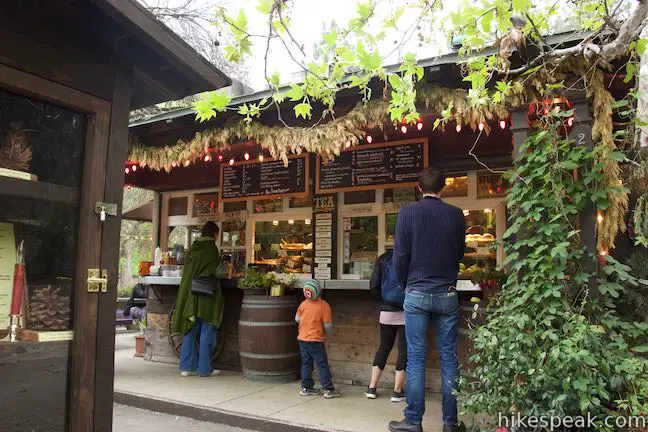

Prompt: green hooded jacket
[{"left": 171, "top": 237, "right": 224, "bottom": 334}]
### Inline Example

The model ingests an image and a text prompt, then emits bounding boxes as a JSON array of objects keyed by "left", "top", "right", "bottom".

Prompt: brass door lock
[{"left": 87, "top": 269, "right": 108, "bottom": 293}]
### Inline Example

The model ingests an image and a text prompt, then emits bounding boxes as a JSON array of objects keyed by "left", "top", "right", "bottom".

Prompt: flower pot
[
  {"left": 270, "top": 284, "right": 285, "bottom": 297},
  {"left": 134, "top": 334, "right": 145, "bottom": 357}
]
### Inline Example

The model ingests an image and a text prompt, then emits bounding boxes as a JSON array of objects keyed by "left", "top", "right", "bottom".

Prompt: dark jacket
[
  {"left": 123, "top": 283, "right": 147, "bottom": 316},
  {"left": 369, "top": 250, "right": 403, "bottom": 312},
  {"left": 394, "top": 196, "right": 465, "bottom": 292}
]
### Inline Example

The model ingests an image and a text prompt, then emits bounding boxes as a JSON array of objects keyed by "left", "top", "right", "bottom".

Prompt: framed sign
[
  {"left": 316, "top": 138, "right": 428, "bottom": 193},
  {"left": 219, "top": 153, "right": 309, "bottom": 202}
]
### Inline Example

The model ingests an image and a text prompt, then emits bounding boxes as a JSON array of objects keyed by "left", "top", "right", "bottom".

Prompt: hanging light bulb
[
  {"left": 132, "top": 165, "right": 137, "bottom": 172},
  {"left": 345, "top": 140, "right": 351, "bottom": 149},
  {"left": 416, "top": 120, "right": 423, "bottom": 131},
  {"left": 204, "top": 155, "right": 211, "bottom": 162},
  {"left": 124, "top": 167, "right": 130, "bottom": 174},
  {"left": 218, "top": 154, "right": 223, "bottom": 162},
  {"left": 366, "top": 135, "right": 373, "bottom": 144},
  {"left": 229, "top": 158, "right": 235, "bottom": 166},
  {"left": 400, "top": 124, "right": 408, "bottom": 134},
  {"left": 478, "top": 122, "right": 485, "bottom": 131},
  {"left": 244, "top": 152, "right": 250, "bottom": 161},
  {"left": 597, "top": 213, "right": 604, "bottom": 224},
  {"left": 600, "top": 250, "right": 608, "bottom": 257},
  {"left": 258, "top": 154, "right": 264, "bottom": 162},
  {"left": 499, "top": 120, "right": 506, "bottom": 129},
  {"left": 455, "top": 124, "right": 462, "bottom": 133},
  {"left": 567, "top": 117, "right": 574, "bottom": 127}
]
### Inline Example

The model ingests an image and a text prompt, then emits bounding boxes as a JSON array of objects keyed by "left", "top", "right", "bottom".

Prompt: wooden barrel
[{"left": 238, "top": 294, "right": 299, "bottom": 383}]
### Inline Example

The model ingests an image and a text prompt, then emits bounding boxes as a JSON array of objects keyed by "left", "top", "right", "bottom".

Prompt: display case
[
  {"left": 252, "top": 219, "right": 313, "bottom": 274},
  {"left": 460, "top": 208, "right": 497, "bottom": 277},
  {"left": 342, "top": 215, "right": 378, "bottom": 279}
]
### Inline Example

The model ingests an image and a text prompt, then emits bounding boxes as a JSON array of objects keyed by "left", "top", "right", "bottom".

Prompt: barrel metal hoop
[
  {"left": 238, "top": 320, "right": 296, "bottom": 327},
  {"left": 242, "top": 369, "right": 298, "bottom": 376},
  {"left": 239, "top": 351, "right": 299, "bottom": 359}
]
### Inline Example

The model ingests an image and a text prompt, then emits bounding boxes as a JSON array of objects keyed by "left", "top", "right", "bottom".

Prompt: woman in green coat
[{"left": 172, "top": 222, "right": 225, "bottom": 377}]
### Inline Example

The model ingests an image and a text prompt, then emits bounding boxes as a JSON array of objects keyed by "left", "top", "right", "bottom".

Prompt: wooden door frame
[{"left": 0, "top": 64, "right": 113, "bottom": 432}]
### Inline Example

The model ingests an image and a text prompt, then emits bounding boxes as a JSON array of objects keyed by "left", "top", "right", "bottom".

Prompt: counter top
[
  {"left": 139, "top": 276, "right": 182, "bottom": 285},
  {"left": 322, "top": 279, "right": 481, "bottom": 291}
]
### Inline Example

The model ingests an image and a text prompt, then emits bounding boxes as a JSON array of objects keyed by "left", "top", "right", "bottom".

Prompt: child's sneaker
[
  {"left": 300, "top": 387, "right": 321, "bottom": 396},
  {"left": 390, "top": 390, "right": 406, "bottom": 402},
  {"left": 199, "top": 369, "right": 221, "bottom": 377},
  {"left": 365, "top": 387, "right": 377, "bottom": 399},
  {"left": 180, "top": 371, "right": 197, "bottom": 377},
  {"left": 323, "top": 388, "right": 342, "bottom": 399}
]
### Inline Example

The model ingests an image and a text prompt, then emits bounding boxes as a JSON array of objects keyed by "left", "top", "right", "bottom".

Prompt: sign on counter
[
  {"left": 219, "top": 154, "right": 309, "bottom": 202},
  {"left": 316, "top": 138, "right": 428, "bottom": 193}
]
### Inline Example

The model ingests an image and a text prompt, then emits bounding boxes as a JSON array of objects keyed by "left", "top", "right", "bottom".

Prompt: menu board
[
  {"left": 316, "top": 138, "right": 428, "bottom": 193},
  {"left": 219, "top": 154, "right": 309, "bottom": 202}
]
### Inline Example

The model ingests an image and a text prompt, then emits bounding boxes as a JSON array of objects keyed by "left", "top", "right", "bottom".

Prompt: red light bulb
[
  {"left": 401, "top": 125, "right": 408, "bottom": 134},
  {"left": 366, "top": 135, "right": 373, "bottom": 144},
  {"left": 478, "top": 122, "right": 485, "bottom": 131},
  {"left": 218, "top": 154, "right": 223, "bottom": 162},
  {"left": 204, "top": 155, "right": 211, "bottom": 162},
  {"left": 124, "top": 167, "right": 130, "bottom": 174},
  {"left": 567, "top": 117, "right": 574, "bottom": 127},
  {"left": 244, "top": 152, "right": 250, "bottom": 161},
  {"left": 416, "top": 121, "right": 423, "bottom": 131},
  {"left": 132, "top": 165, "right": 137, "bottom": 172},
  {"left": 499, "top": 120, "right": 506, "bottom": 129},
  {"left": 229, "top": 158, "right": 235, "bottom": 166}
]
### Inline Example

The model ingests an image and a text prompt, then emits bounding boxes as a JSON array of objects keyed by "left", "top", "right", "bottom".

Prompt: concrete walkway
[{"left": 114, "top": 331, "right": 444, "bottom": 432}]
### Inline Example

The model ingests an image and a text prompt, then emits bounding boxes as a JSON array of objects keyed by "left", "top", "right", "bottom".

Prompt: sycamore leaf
[
  {"left": 358, "top": 49, "right": 382, "bottom": 71},
  {"left": 388, "top": 73, "right": 402, "bottom": 90},
  {"left": 323, "top": 28, "right": 338, "bottom": 46},
  {"left": 238, "top": 104, "right": 249, "bottom": 115},
  {"left": 283, "top": 84, "right": 305, "bottom": 102},
  {"left": 206, "top": 91, "right": 231, "bottom": 112},
  {"left": 637, "top": 38, "right": 647, "bottom": 56},
  {"left": 624, "top": 62, "right": 635, "bottom": 84},
  {"left": 482, "top": 10, "right": 494, "bottom": 33},
  {"left": 269, "top": 71, "right": 281, "bottom": 87},
  {"left": 235, "top": 9, "right": 248, "bottom": 32},
  {"left": 256, "top": 0, "right": 272, "bottom": 14},
  {"left": 193, "top": 100, "right": 216, "bottom": 122},
  {"left": 223, "top": 45, "right": 240, "bottom": 63},
  {"left": 294, "top": 102, "right": 312, "bottom": 119}
]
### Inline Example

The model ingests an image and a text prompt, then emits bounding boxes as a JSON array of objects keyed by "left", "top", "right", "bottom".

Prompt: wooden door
[{"left": 0, "top": 64, "right": 127, "bottom": 432}]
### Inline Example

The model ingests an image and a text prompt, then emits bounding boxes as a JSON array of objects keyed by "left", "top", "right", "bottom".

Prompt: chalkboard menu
[
  {"left": 316, "top": 138, "right": 428, "bottom": 193},
  {"left": 219, "top": 154, "right": 309, "bottom": 202}
]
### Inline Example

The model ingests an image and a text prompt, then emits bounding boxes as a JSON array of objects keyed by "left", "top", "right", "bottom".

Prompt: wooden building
[{"left": 0, "top": 1, "right": 230, "bottom": 431}]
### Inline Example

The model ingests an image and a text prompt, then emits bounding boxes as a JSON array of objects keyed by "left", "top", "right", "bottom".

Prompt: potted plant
[
  {"left": 266, "top": 272, "right": 298, "bottom": 297},
  {"left": 134, "top": 317, "right": 146, "bottom": 358},
  {"left": 238, "top": 268, "right": 273, "bottom": 295}
]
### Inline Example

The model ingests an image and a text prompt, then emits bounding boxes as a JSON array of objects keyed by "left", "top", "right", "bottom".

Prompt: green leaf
[
  {"left": 631, "top": 345, "right": 648, "bottom": 353},
  {"left": 255, "top": 0, "right": 273, "bottom": 14},
  {"left": 482, "top": 10, "right": 494, "bottom": 33},
  {"left": 294, "top": 102, "right": 312, "bottom": 119},
  {"left": 388, "top": 74, "right": 402, "bottom": 90},
  {"left": 358, "top": 49, "right": 382, "bottom": 71},
  {"left": 323, "top": 28, "right": 338, "bottom": 46},
  {"left": 283, "top": 84, "right": 304, "bottom": 102},
  {"left": 522, "top": 65, "right": 542, "bottom": 76},
  {"left": 269, "top": 71, "right": 281, "bottom": 87},
  {"left": 609, "top": 151, "right": 627, "bottom": 162},
  {"left": 637, "top": 38, "right": 648, "bottom": 55},
  {"left": 206, "top": 91, "right": 231, "bottom": 112},
  {"left": 624, "top": 62, "right": 635, "bottom": 84}
]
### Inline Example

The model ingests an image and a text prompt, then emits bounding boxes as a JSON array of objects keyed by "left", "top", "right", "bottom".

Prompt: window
[
  {"left": 221, "top": 220, "right": 246, "bottom": 247},
  {"left": 221, "top": 249, "right": 246, "bottom": 276},
  {"left": 193, "top": 192, "right": 218, "bottom": 217},
  {"left": 443, "top": 175, "right": 469, "bottom": 197},
  {"left": 342, "top": 216, "right": 378, "bottom": 279},
  {"left": 253, "top": 220, "right": 313, "bottom": 274},
  {"left": 253, "top": 198, "right": 283, "bottom": 213},
  {"left": 223, "top": 201, "right": 247, "bottom": 212},
  {"left": 477, "top": 173, "right": 510, "bottom": 199},
  {"left": 344, "top": 190, "right": 375, "bottom": 205}
]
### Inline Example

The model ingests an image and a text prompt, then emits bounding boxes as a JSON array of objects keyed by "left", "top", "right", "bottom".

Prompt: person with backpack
[{"left": 365, "top": 249, "right": 407, "bottom": 402}]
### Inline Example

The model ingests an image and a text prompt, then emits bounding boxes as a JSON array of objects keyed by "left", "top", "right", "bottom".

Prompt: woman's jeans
[
  {"left": 403, "top": 288, "right": 459, "bottom": 426},
  {"left": 179, "top": 318, "right": 217, "bottom": 376}
]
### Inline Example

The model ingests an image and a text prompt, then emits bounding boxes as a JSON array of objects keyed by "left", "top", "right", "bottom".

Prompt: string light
[
  {"left": 400, "top": 124, "right": 408, "bottom": 134},
  {"left": 600, "top": 250, "right": 608, "bottom": 257},
  {"left": 204, "top": 155, "right": 211, "bottom": 162},
  {"left": 244, "top": 152, "right": 250, "bottom": 161},
  {"left": 272, "top": 220, "right": 279, "bottom": 226},
  {"left": 366, "top": 135, "right": 373, "bottom": 144},
  {"left": 305, "top": 219, "right": 311, "bottom": 225},
  {"left": 597, "top": 213, "right": 604, "bottom": 224},
  {"left": 345, "top": 140, "right": 351, "bottom": 149},
  {"left": 478, "top": 122, "right": 485, "bottom": 131},
  {"left": 131, "top": 165, "right": 137, "bottom": 172},
  {"left": 229, "top": 158, "right": 235, "bottom": 166},
  {"left": 567, "top": 117, "right": 574, "bottom": 127},
  {"left": 416, "top": 120, "right": 423, "bottom": 130},
  {"left": 258, "top": 154, "right": 264, "bottom": 162},
  {"left": 218, "top": 154, "right": 224, "bottom": 162},
  {"left": 455, "top": 124, "right": 462, "bottom": 133},
  {"left": 288, "top": 219, "right": 295, "bottom": 225},
  {"left": 499, "top": 120, "right": 506, "bottom": 129},
  {"left": 124, "top": 167, "right": 130, "bottom": 174}
]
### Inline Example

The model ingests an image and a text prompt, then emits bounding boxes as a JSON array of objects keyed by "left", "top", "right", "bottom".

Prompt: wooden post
[
  {"left": 508, "top": 109, "right": 529, "bottom": 249},
  {"left": 571, "top": 101, "right": 599, "bottom": 299},
  {"left": 151, "top": 191, "right": 161, "bottom": 258}
]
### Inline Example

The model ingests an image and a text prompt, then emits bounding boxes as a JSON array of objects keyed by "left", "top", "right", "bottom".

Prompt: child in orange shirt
[{"left": 295, "top": 279, "right": 341, "bottom": 398}]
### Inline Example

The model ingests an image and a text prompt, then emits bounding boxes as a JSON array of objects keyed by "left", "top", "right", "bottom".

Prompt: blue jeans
[
  {"left": 299, "top": 341, "right": 334, "bottom": 390},
  {"left": 404, "top": 289, "right": 459, "bottom": 426},
  {"left": 179, "top": 318, "right": 217, "bottom": 376}
]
